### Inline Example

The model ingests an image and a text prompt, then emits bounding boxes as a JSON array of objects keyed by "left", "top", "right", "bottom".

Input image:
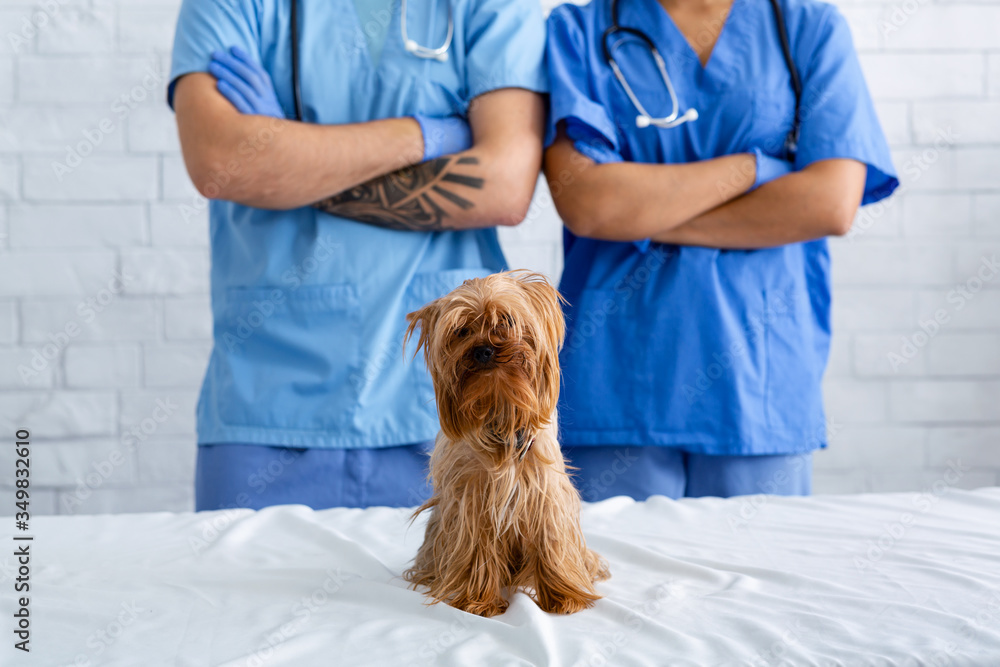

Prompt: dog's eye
[
  {"left": 499, "top": 314, "right": 514, "bottom": 328},
  {"left": 455, "top": 327, "right": 471, "bottom": 338}
]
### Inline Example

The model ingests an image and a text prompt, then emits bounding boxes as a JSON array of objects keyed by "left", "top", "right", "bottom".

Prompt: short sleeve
[
  {"left": 167, "top": 0, "right": 261, "bottom": 109},
  {"left": 793, "top": 6, "right": 898, "bottom": 205},
  {"left": 544, "top": 6, "right": 619, "bottom": 152},
  {"left": 464, "top": 0, "right": 548, "bottom": 100}
]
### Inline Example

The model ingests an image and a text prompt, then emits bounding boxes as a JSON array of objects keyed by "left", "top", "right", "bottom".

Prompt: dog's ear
[
  {"left": 512, "top": 272, "right": 567, "bottom": 420},
  {"left": 404, "top": 299, "right": 440, "bottom": 361},
  {"left": 513, "top": 272, "right": 566, "bottom": 350}
]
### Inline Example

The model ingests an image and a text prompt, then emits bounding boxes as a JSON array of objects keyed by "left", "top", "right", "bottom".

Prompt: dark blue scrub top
[{"left": 545, "top": 0, "right": 899, "bottom": 454}]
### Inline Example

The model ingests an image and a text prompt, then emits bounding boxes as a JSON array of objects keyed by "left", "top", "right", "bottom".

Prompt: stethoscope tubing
[{"left": 291, "top": 0, "right": 303, "bottom": 121}]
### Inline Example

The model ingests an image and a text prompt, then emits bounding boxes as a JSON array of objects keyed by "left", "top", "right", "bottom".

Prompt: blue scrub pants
[
  {"left": 195, "top": 442, "right": 434, "bottom": 511},
  {"left": 561, "top": 446, "right": 812, "bottom": 501},
  {"left": 195, "top": 443, "right": 811, "bottom": 510}
]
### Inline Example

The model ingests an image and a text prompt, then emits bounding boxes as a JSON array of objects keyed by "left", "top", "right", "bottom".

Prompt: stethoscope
[
  {"left": 602, "top": 0, "right": 802, "bottom": 157},
  {"left": 602, "top": 0, "right": 697, "bottom": 130},
  {"left": 289, "top": 0, "right": 453, "bottom": 122}
]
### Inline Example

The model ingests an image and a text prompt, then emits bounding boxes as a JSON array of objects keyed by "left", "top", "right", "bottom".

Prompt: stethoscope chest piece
[
  {"left": 636, "top": 107, "right": 698, "bottom": 129},
  {"left": 404, "top": 39, "right": 449, "bottom": 62}
]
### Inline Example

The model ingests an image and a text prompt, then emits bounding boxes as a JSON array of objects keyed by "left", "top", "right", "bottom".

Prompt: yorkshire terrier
[{"left": 403, "top": 270, "right": 609, "bottom": 617}]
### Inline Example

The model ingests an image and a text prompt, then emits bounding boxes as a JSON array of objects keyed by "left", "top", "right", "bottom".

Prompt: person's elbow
[
  {"left": 174, "top": 73, "right": 278, "bottom": 205},
  {"left": 549, "top": 177, "right": 626, "bottom": 240},
  {"left": 809, "top": 159, "right": 868, "bottom": 238},
  {"left": 543, "top": 161, "right": 606, "bottom": 238},
  {"left": 184, "top": 150, "right": 229, "bottom": 200},
  {"left": 489, "top": 181, "right": 536, "bottom": 227},
  {"left": 183, "top": 141, "right": 283, "bottom": 206},
  {"left": 558, "top": 201, "right": 604, "bottom": 238},
  {"left": 820, "top": 185, "right": 865, "bottom": 237},
  {"left": 481, "top": 143, "right": 543, "bottom": 227},
  {"left": 825, "top": 205, "right": 856, "bottom": 237}
]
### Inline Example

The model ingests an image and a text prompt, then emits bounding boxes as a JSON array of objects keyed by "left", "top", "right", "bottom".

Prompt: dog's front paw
[
  {"left": 536, "top": 592, "right": 599, "bottom": 615},
  {"left": 587, "top": 551, "right": 611, "bottom": 583},
  {"left": 454, "top": 596, "right": 510, "bottom": 618}
]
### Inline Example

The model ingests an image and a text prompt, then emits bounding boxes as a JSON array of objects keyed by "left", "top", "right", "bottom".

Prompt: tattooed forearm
[{"left": 312, "top": 155, "right": 485, "bottom": 231}]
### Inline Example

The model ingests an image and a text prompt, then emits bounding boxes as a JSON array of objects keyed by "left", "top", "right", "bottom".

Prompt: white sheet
[{"left": 5, "top": 488, "right": 1000, "bottom": 666}]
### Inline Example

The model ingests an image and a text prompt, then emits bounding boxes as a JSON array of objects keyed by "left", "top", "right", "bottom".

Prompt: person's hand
[
  {"left": 209, "top": 46, "right": 285, "bottom": 118},
  {"left": 412, "top": 114, "right": 472, "bottom": 161},
  {"left": 750, "top": 147, "right": 794, "bottom": 190}
]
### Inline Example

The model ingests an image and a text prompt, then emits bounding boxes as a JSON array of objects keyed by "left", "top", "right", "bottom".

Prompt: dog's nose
[{"left": 472, "top": 345, "right": 495, "bottom": 365}]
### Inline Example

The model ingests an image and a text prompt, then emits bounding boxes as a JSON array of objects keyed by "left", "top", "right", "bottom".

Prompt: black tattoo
[{"left": 312, "top": 156, "right": 484, "bottom": 231}]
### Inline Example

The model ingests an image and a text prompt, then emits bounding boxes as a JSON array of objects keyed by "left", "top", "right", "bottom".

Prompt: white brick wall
[{"left": 0, "top": 0, "right": 997, "bottom": 514}]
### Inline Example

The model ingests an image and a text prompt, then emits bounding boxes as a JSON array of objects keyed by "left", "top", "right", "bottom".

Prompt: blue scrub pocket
[
  {"left": 635, "top": 279, "right": 771, "bottom": 447},
  {"left": 404, "top": 268, "right": 495, "bottom": 418},
  {"left": 761, "top": 286, "right": 825, "bottom": 436},
  {"left": 213, "top": 284, "right": 363, "bottom": 432}
]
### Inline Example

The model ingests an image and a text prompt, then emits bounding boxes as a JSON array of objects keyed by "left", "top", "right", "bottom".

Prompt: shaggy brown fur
[{"left": 403, "top": 270, "right": 610, "bottom": 617}]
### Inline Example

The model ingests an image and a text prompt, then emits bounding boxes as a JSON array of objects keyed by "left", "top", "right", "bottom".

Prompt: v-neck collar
[
  {"left": 630, "top": 0, "right": 744, "bottom": 74},
  {"left": 347, "top": 0, "right": 400, "bottom": 69}
]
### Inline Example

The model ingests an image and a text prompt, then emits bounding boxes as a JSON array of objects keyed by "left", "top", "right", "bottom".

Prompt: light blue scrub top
[
  {"left": 169, "top": 0, "right": 547, "bottom": 449},
  {"left": 545, "top": 0, "right": 898, "bottom": 455}
]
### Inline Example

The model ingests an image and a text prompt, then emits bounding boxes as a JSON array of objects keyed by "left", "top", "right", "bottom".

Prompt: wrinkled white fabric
[{"left": 6, "top": 488, "right": 1000, "bottom": 666}]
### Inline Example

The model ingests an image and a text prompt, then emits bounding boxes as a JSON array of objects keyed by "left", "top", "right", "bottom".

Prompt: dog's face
[{"left": 405, "top": 271, "right": 565, "bottom": 463}]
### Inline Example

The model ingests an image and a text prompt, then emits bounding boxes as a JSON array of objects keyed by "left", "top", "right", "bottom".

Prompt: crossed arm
[
  {"left": 543, "top": 131, "right": 867, "bottom": 249},
  {"left": 172, "top": 72, "right": 544, "bottom": 230}
]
